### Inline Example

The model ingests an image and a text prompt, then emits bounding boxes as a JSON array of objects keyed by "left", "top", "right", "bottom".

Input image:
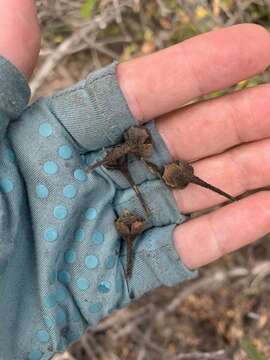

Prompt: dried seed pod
[
  {"left": 162, "top": 160, "right": 194, "bottom": 189},
  {"left": 86, "top": 126, "right": 152, "bottom": 216},
  {"left": 85, "top": 143, "right": 132, "bottom": 172},
  {"left": 163, "top": 160, "right": 236, "bottom": 202},
  {"left": 123, "top": 126, "right": 153, "bottom": 158},
  {"left": 86, "top": 126, "right": 154, "bottom": 173},
  {"left": 115, "top": 210, "right": 146, "bottom": 278}
]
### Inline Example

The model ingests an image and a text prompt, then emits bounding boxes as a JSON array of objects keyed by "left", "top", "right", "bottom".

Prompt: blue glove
[{"left": 0, "top": 56, "right": 197, "bottom": 360}]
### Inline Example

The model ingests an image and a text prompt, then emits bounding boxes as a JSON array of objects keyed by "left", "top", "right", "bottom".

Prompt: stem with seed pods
[
  {"left": 86, "top": 143, "right": 133, "bottom": 173},
  {"left": 143, "top": 159, "right": 236, "bottom": 202},
  {"left": 85, "top": 126, "right": 153, "bottom": 174},
  {"left": 105, "top": 156, "right": 150, "bottom": 217},
  {"left": 115, "top": 210, "right": 146, "bottom": 278}
]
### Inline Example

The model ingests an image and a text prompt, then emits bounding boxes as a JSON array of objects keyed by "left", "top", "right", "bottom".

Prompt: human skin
[
  {"left": 0, "top": 0, "right": 40, "bottom": 79},
  {"left": 2, "top": 0, "right": 270, "bottom": 270}
]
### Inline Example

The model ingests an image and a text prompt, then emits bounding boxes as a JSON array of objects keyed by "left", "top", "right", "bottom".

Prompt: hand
[
  {"left": 117, "top": 23, "right": 270, "bottom": 270},
  {"left": 0, "top": 0, "right": 40, "bottom": 79},
  {"left": 1, "top": 7, "right": 270, "bottom": 357},
  {"left": 2, "top": 2, "right": 269, "bottom": 272}
]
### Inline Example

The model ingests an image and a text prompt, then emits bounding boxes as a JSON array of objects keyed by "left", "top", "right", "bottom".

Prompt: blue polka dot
[
  {"left": 53, "top": 205, "right": 68, "bottom": 220},
  {"left": 74, "top": 228, "right": 85, "bottom": 242},
  {"left": 29, "top": 349, "right": 43, "bottom": 360},
  {"left": 85, "top": 255, "right": 98, "bottom": 269},
  {"left": 105, "top": 255, "right": 116, "bottom": 270},
  {"left": 64, "top": 249, "right": 76, "bottom": 264},
  {"left": 63, "top": 184, "right": 77, "bottom": 199},
  {"left": 58, "top": 271, "right": 71, "bottom": 284},
  {"left": 44, "top": 227, "right": 58, "bottom": 242},
  {"left": 44, "top": 316, "right": 54, "bottom": 329},
  {"left": 4, "top": 148, "right": 15, "bottom": 162},
  {"left": 58, "top": 145, "right": 73, "bottom": 160},
  {"left": 39, "top": 123, "right": 52, "bottom": 137},
  {"left": 36, "top": 184, "right": 49, "bottom": 199},
  {"left": 36, "top": 330, "right": 49, "bottom": 343},
  {"left": 98, "top": 280, "right": 111, "bottom": 294},
  {"left": 56, "top": 287, "right": 67, "bottom": 302},
  {"left": 77, "top": 277, "right": 90, "bottom": 290},
  {"left": 74, "top": 169, "right": 87, "bottom": 182},
  {"left": 44, "top": 294, "right": 57, "bottom": 308},
  {"left": 0, "top": 178, "right": 13, "bottom": 193},
  {"left": 92, "top": 231, "right": 104, "bottom": 245},
  {"left": 55, "top": 309, "right": 67, "bottom": 326},
  {"left": 89, "top": 303, "right": 103, "bottom": 313},
  {"left": 49, "top": 271, "right": 57, "bottom": 285},
  {"left": 85, "top": 208, "right": 97, "bottom": 220},
  {"left": 43, "top": 161, "right": 58, "bottom": 175}
]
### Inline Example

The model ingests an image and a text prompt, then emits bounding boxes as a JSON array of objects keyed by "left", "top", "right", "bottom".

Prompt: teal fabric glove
[{"left": 0, "top": 56, "right": 197, "bottom": 360}]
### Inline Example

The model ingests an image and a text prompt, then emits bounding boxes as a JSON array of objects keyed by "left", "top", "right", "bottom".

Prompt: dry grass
[{"left": 33, "top": 1, "right": 270, "bottom": 359}]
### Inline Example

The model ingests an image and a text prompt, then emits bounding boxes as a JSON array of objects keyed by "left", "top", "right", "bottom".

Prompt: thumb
[{"left": 0, "top": 0, "right": 40, "bottom": 79}]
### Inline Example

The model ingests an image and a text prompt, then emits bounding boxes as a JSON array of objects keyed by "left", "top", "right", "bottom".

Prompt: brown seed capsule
[
  {"left": 86, "top": 126, "right": 152, "bottom": 217},
  {"left": 86, "top": 126, "right": 153, "bottom": 173},
  {"left": 162, "top": 160, "right": 193, "bottom": 189},
  {"left": 115, "top": 210, "right": 146, "bottom": 278},
  {"left": 123, "top": 126, "right": 153, "bottom": 158},
  {"left": 162, "top": 160, "right": 236, "bottom": 202}
]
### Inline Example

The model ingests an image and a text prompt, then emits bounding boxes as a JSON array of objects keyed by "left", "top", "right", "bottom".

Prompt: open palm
[
  {"left": 117, "top": 24, "right": 270, "bottom": 269},
  {"left": 3, "top": 1, "right": 270, "bottom": 271}
]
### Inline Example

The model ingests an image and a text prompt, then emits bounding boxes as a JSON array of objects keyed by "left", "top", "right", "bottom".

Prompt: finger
[
  {"left": 0, "top": 0, "right": 40, "bottom": 79},
  {"left": 117, "top": 24, "right": 270, "bottom": 122},
  {"left": 157, "top": 84, "right": 270, "bottom": 162},
  {"left": 174, "top": 138, "right": 270, "bottom": 213},
  {"left": 174, "top": 191, "right": 270, "bottom": 269}
]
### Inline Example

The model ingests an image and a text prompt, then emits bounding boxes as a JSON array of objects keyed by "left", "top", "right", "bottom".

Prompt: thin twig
[
  {"left": 137, "top": 327, "right": 152, "bottom": 360},
  {"left": 132, "top": 328, "right": 175, "bottom": 359},
  {"left": 175, "top": 349, "right": 228, "bottom": 360},
  {"left": 112, "top": 308, "right": 154, "bottom": 341}
]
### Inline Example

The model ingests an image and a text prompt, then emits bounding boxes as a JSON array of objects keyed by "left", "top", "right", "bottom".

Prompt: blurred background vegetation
[
  {"left": 33, "top": 0, "right": 270, "bottom": 97},
  {"left": 35, "top": 1, "right": 270, "bottom": 359}
]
